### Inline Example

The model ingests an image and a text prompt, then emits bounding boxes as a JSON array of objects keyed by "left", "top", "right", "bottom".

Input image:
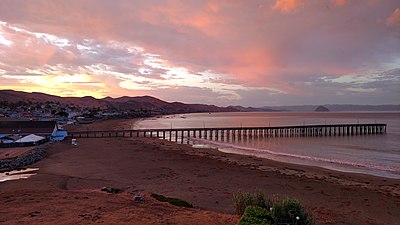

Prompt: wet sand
[{"left": 0, "top": 119, "right": 399, "bottom": 224}]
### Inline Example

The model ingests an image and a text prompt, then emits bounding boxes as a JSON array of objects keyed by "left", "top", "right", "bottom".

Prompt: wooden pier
[{"left": 68, "top": 123, "right": 386, "bottom": 143}]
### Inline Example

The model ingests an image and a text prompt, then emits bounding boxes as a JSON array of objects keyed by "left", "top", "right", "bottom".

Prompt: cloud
[
  {"left": 333, "top": 0, "right": 349, "bottom": 6},
  {"left": 272, "top": 0, "right": 349, "bottom": 14},
  {"left": 0, "top": 0, "right": 399, "bottom": 105},
  {"left": 387, "top": 8, "right": 400, "bottom": 26},
  {"left": 272, "top": 0, "right": 308, "bottom": 13}
]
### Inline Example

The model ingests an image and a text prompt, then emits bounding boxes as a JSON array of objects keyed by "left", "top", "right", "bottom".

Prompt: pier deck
[{"left": 68, "top": 123, "right": 386, "bottom": 143}]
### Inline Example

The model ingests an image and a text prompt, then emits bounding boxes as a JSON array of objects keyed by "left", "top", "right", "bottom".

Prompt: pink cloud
[
  {"left": 272, "top": 0, "right": 350, "bottom": 14},
  {"left": 272, "top": 0, "right": 308, "bottom": 13},
  {"left": 0, "top": 24, "right": 59, "bottom": 68},
  {"left": 387, "top": 8, "right": 400, "bottom": 26},
  {"left": 333, "top": 0, "right": 349, "bottom": 5},
  {"left": 0, "top": 0, "right": 399, "bottom": 105}
]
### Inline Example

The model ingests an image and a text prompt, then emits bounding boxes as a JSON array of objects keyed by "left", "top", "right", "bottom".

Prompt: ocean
[{"left": 135, "top": 112, "right": 400, "bottom": 179}]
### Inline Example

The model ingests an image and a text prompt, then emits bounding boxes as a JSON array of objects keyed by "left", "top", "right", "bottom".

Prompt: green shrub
[
  {"left": 238, "top": 206, "right": 274, "bottom": 225},
  {"left": 233, "top": 190, "right": 270, "bottom": 215},
  {"left": 233, "top": 191, "right": 314, "bottom": 224},
  {"left": 271, "top": 197, "right": 313, "bottom": 225},
  {"left": 151, "top": 193, "right": 193, "bottom": 208}
]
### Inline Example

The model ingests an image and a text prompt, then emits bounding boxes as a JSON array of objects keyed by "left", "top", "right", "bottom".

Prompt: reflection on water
[{"left": 0, "top": 168, "right": 38, "bottom": 182}]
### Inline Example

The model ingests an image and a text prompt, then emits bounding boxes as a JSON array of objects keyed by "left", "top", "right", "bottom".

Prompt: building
[
  {"left": 0, "top": 121, "right": 60, "bottom": 139},
  {"left": 0, "top": 121, "right": 68, "bottom": 147},
  {"left": 15, "top": 134, "right": 46, "bottom": 145}
]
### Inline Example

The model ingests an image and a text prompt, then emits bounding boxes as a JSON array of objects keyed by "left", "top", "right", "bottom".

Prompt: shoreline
[
  {"left": 133, "top": 116, "right": 400, "bottom": 180},
  {"left": 69, "top": 117, "right": 400, "bottom": 188},
  {"left": 207, "top": 140, "right": 400, "bottom": 180},
  {"left": 1, "top": 118, "right": 399, "bottom": 224},
  {"left": 73, "top": 118, "right": 400, "bottom": 196},
  {"left": 73, "top": 117, "right": 400, "bottom": 183}
]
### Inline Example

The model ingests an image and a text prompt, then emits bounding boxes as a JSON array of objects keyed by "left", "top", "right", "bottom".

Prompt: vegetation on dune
[
  {"left": 234, "top": 191, "right": 314, "bottom": 225},
  {"left": 271, "top": 197, "right": 313, "bottom": 225},
  {"left": 150, "top": 193, "right": 193, "bottom": 208},
  {"left": 233, "top": 190, "right": 271, "bottom": 215},
  {"left": 237, "top": 206, "right": 274, "bottom": 225}
]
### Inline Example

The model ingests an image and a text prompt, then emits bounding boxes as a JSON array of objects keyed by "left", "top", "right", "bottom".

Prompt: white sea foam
[
  {"left": 138, "top": 112, "right": 400, "bottom": 178},
  {"left": 193, "top": 138, "right": 400, "bottom": 174}
]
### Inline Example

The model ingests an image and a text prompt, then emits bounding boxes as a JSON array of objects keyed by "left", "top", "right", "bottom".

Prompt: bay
[{"left": 135, "top": 112, "right": 400, "bottom": 179}]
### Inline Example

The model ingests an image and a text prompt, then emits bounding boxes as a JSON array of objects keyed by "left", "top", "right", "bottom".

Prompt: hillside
[
  {"left": 1, "top": 90, "right": 398, "bottom": 115},
  {"left": 0, "top": 90, "right": 234, "bottom": 115},
  {"left": 0, "top": 90, "right": 107, "bottom": 108}
]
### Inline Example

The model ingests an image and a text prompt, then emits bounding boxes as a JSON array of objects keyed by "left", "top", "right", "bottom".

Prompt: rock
[
  {"left": 100, "top": 187, "right": 108, "bottom": 192},
  {"left": 315, "top": 105, "right": 330, "bottom": 112},
  {"left": 100, "top": 187, "right": 121, "bottom": 194},
  {"left": 134, "top": 194, "right": 144, "bottom": 202},
  {"left": 0, "top": 145, "right": 47, "bottom": 171}
]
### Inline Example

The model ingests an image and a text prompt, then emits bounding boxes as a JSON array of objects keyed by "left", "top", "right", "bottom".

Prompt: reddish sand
[
  {"left": 0, "top": 190, "right": 237, "bottom": 225},
  {"left": 0, "top": 119, "right": 399, "bottom": 224},
  {"left": 0, "top": 146, "right": 34, "bottom": 160}
]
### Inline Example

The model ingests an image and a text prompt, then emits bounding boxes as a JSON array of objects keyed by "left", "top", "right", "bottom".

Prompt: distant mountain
[
  {"left": 0, "top": 90, "right": 235, "bottom": 115},
  {"left": 324, "top": 104, "right": 400, "bottom": 111},
  {"left": 0, "top": 90, "right": 107, "bottom": 108},
  {"left": 314, "top": 105, "right": 330, "bottom": 112},
  {"left": 265, "top": 104, "right": 400, "bottom": 112},
  {"left": 227, "top": 105, "right": 281, "bottom": 112},
  {"left": 1, "top": 90, "right": 399, "bottom": 115}
]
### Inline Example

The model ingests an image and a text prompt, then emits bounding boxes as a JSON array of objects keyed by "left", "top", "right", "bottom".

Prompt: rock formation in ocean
[{"left": 314, "top": 105, "right": 330, "bottom": 112}]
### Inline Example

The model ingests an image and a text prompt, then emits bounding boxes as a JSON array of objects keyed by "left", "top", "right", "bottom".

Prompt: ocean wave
[{"left": 192, "top": 138, "right": 400, "bottom": 174}]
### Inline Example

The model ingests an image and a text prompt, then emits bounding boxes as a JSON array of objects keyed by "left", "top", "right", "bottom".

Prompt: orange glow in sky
[{"left": 0, "top": 1, "right": 399, "bottom": 106}]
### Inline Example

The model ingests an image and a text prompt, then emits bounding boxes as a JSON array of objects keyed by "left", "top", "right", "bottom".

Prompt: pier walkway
[{"left": 69, "top": 123, "right": 386, "bottom": 143}]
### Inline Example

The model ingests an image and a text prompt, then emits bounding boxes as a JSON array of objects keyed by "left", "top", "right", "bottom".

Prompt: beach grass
[{"left": 233, "top": 190, "right": 270, "bottom": 215}]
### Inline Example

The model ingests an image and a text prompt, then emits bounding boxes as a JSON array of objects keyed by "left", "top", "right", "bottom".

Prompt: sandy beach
[{"left": 0, "top": 119, "right": 399, "bottom": 224}]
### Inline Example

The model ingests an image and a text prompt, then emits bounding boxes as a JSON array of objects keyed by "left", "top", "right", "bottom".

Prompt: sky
[{"left": 0, "top": 0, "right": 399, "bottom": 107}]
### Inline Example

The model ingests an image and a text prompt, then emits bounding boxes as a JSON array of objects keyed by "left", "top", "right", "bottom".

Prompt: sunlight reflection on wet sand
[{"left": 0, "top": 168, "right": 38, "bottom": 182}]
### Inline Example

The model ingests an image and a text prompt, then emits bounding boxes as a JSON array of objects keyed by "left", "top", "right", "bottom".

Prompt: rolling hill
[{"left": 0, "top": 90, "right": 235, "bottom": 115}]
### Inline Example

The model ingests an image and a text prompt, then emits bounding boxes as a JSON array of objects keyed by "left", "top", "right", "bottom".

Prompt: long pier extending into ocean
[{"left": 69, "top": 123, "right": 386, "bottom": 143}]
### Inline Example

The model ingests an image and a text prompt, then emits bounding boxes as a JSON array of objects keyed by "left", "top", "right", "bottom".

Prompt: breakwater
[{"left": 0, "top": 144, "right": 48, "bottom": 171}]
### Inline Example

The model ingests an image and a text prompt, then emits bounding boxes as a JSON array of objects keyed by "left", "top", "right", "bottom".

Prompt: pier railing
[{"left": 68, "top": 123, "right": 386, "bottom": 143}]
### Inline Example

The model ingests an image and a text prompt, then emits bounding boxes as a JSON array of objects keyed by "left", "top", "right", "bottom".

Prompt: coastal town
[
  {"left": 0, "top": 100, "right": 131, "bottom": 123},
  {"left": 0, "top": 100, "right": 101, "bottom": 149}
]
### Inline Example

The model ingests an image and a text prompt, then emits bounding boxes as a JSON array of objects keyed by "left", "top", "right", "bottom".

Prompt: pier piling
[{"left": 69, "top": 123, "right": 387, "bottom": 144}]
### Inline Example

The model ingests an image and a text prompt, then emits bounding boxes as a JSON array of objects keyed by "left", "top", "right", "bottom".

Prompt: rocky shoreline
[{"left": 0, "top": 144, "right": 48, "bottom": 172}]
